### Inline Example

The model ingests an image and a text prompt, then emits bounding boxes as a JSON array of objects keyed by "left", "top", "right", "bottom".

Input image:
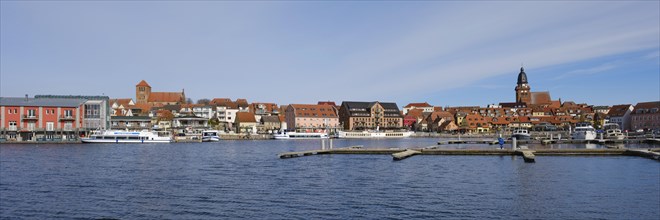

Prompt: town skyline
[{"left": 1, "top": 1, "right": 659, "bottom": 106}]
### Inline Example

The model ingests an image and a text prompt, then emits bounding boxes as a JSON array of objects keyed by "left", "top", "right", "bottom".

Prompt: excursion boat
[
  {"left": 336, "top": 130, "right": 413, "bottom": 139},
  {"left": 511, "top": 129, "right": 531, "bottom": 140},
  {"left": 273, "top": 131, "right": 329, "bottom": 139},
  {"left": 202, "top": 130, "right": 221, "bottom": 142},
  {"left": 603, "top": 123, "right": 625, "bottom": 140},
  {"left": 81, "top": 130, "right": 173, "bottom": 143},
  {"left": 571, "top": 123, "right": 597, "bottom": 140}
]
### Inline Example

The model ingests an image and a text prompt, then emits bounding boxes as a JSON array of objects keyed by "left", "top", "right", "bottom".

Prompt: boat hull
[
  {"left": 511, "top": 134, "right": 531, "bottom": 140},
  {"left": 273, "top": 132, "right": 329, "bottom": 139},
  {"left": 81, "top": 139, "right": 172, "bottom": 143},
  {"left": 336, "top": 131, "right": 413, "bottom": 139},
  {"left": 202, "top": 136, "right": 221, "bottom": 142},
  {"left": 572, "top": 132, "right": 597, "bottom": 140}
]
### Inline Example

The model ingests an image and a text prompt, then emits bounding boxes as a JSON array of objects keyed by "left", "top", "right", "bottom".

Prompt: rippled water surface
[{"left": 1, "top": 139, "right": 659, "bottom": 219}]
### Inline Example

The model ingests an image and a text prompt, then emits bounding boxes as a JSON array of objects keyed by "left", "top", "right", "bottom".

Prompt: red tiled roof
[
  {"left": 530, "top": 92, "right": 552, "bottom": 105},
  {"left": 405, "top": 109, "right": 424, "bottom": 118},
  {"left": 148, "top": 92, "right": 184, "bottom": 103},
  {"left": 633, "top": 101, "right": 660, "bottom": 112},
  {"left": 110, "top": 98, "right": 133, "bottom": 107},
  {"left": 136, "top": 80, "right": 151, "bottom": 87},
  {"left": 131, "top": 103, "right": 153, "bottom": 113},
  {"left": 607, "top": 104, "right": 632, "bottom": 117},
  {"left": 236, "top": 112, "right": 257, "bottom": 123},
  {"left": 290, "top": 104, "right": 338, "bottom": 118}
]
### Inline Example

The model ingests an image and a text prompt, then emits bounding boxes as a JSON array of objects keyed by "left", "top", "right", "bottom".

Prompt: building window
[
  {"left": 28, "top": 109, "right": 36, "bottom": 117},
  {"left": 9, "top": 121, "right": 17, "bottom": 130},
  {"left": 85, "top": 104, "right": 100, "bottom": 118}
]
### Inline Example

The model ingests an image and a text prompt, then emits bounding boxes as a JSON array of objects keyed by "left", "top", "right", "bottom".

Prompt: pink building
[
  {"left": 631, "top": 101, "right": 660, "bottom": 132},
  {"left": 285, "top": 104, "right": 340, "bottom": 132}
]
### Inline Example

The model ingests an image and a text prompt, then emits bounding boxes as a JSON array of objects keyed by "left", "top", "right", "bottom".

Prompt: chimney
[{"left": 25, "top": 94, "right": 28, "bottom": 101}]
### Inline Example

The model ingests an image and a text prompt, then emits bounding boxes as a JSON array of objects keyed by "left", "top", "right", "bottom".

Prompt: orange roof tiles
[
  {"left": 290, "top": 104, "right": 338, "bottom": 118},
  {"left": 236, "top": 112, "right": 257, "bottom": 123},
  {"left": 148, "top": 92, "right": 184, "bottom": 103},
  {"left": 136, "top": 80, "right": 151, "bottom": 87}
]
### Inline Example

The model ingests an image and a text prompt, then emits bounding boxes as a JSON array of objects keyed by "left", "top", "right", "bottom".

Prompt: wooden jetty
[
  {"left": 279, "top": 147, "right": 660, "bottom": 161},
  {"left": 392, "top": 149, "right": 421, "bottom": 161},
  {"left": 439, "top": 138, "right": 659, "bottom": 145}
]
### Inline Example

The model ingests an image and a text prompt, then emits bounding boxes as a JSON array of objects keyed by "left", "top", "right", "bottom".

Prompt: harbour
[{"left": 1, "top": 138, "right": 658, "bottom": 219}]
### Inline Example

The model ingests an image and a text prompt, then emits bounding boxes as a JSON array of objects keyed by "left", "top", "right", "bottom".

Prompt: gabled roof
[
  {"left": 136, "top": 80, "right": 151, "bottom": 87},
  {"left": 405, "top": 109, "right": 424, "bottom": 119},
  {"left": 110, "top": 98, "right": 134, "bottom": 107},
  {"left": 210, "top": 98, "right": 232, "bottom": 105},
  {"left": 607, "top": 104, "right": 632, "bottom": 117},
  {"left": 633, "top": 101, "right": 660, "bottom": 111},
  {"left": 148, "top": 92, "right": 184, "bottom": 103},
  {"left": 236, "top": 112, "right": 257, "bottom": 123},
  {"left": 235, "top": 99, "right": 249, "bottom": 108}
]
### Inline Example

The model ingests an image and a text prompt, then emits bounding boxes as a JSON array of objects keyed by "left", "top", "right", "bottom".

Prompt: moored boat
[
  {"left": 81, "top": 130, "right": 172, "bottom": 143},
  {"left": 336, "top": 130, "right": 413, "bottom": 138},
  {"left": 603, "top": 123, "right": 625, "bottom": 140},
  {"left": 273, "top": 131, "right": 329, "bottom": 139},
  {"left": 202, "top": 130, "right": 221, "bottom": 142},
  {"left": 572, "top": 122, "right": 597, "bottom": 140},
  {"left": 511, "top": 129, "right": 531, "bottom": 140}
]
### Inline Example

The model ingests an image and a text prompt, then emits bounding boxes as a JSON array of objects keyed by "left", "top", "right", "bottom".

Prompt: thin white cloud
[{"left": 553, "top": 63, "right": 618, "bottom": 80}]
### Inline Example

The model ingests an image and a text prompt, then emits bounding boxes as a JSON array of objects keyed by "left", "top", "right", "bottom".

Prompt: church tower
[
  {"left": 136, "top": 80, "right": 152, "bottom": 104},
  {"left": 515, "top": 67, "right": 531, "bottom": 104}
]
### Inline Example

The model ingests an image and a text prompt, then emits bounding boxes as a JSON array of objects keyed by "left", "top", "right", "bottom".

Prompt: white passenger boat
[
  {"left": 511, "top": 129, "right": 531, "bottom": 140},
  {"left": 81, "top": 130, "right": 173, "bottom": 143},
  {"left": 571, "top": 123, "right": 597, "bottom": 140},
  {"left": 202, "top": 130, "right": 221, "bottom": 142},
  {"left": 336, "top": 130, "right": 413, "bottom": 138},
  {"left": 603, "top": 123, "right": 625, "bottom": 140},
  {"left": 273, "top": 131, "right": 329, "bottom": 139}
]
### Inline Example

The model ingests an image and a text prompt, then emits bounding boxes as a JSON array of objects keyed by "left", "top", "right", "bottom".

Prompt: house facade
[
  {"left": 606, "top": 104, "right": 633, "bottom": 131},
  {"left": 0, "top": 96, "right": 95, "bottom": 141},
  {"left": 285, "top": 104, "right": 340, "bottom": 132},
  {"left": 631, "top": 101, "right": 659, "bottom": 132},
  {"left": 339, "top": 101, "right": 403, "bottom": 131}
]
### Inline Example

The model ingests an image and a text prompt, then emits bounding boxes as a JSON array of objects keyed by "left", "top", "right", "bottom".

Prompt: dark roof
[
  {"left": 517, "top": 67, "right": 528, "bottom": 84},
  {"left": 341, "top": 101, "right": 402, "bottom": 117},
  {"left": 607, "top": 104, "right": 632, "bottom": 117},
  {"left": 0, "top": 97, "right": 85, "bottom": 107},
  {"left": 500, "top": 102, "right": 527, "bottom": 108},
  {"left": 261, "top": 115, "right": 280, "bottom": 123}
]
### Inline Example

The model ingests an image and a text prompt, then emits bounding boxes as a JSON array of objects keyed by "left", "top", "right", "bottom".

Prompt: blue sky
[{"left": 1, "top": 1, "right": 658, "bottom": 107}]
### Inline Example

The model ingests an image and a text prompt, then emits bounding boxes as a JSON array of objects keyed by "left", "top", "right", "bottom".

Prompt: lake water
[{"left": 1, "top": 138, "right": 659, "bottom": 219}]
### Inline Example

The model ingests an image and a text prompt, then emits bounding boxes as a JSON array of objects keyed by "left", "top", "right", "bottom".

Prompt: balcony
[
  {"left": 59, "top": 115, "right": 76, "bottom": 121},
  {"left": 21, "top": 115, "right": 39, "bottom": 121}
]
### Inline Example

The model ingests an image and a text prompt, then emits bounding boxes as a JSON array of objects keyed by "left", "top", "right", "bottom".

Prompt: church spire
[{"left": 517, "top": 66, "right": 528, "bottom": 84}]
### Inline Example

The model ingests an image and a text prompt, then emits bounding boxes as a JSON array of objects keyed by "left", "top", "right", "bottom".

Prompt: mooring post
[
  {"left": 329, "top": 138, "right": 333, "bottom": 149},
  {"left": 321, "top": 139, "right": 325, "bottom": 150},
  {"left": 512, "top": 137, "right": 517, "bottom": 150}
]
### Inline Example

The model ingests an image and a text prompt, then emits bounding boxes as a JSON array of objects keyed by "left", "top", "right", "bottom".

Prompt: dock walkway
[{"left": 279, "top": 147, "right": 660, "bottom": 161}]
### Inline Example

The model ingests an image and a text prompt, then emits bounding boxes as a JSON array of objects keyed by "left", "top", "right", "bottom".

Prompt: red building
[{"left": 1, "top": 97, "right": 85, "bottom": 141}]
